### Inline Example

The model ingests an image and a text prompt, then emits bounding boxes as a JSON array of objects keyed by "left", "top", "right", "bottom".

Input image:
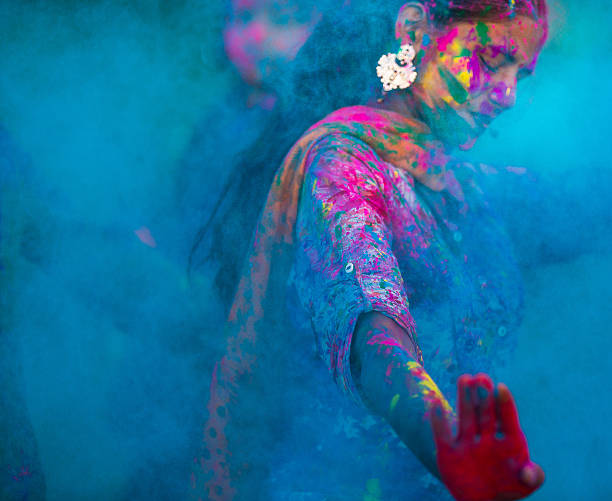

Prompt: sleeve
[{"left": 292, "top": 133, "right": 417, "bottom": 404}]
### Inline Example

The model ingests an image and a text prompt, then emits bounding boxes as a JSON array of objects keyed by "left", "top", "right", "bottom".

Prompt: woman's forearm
[{"left": 350, "top": 311, "right": 453, "bottom": 477}]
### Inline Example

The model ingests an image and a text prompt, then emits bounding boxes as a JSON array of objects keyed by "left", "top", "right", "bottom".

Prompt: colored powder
[
  {"left": 363, "top": 478, "right": 382, "bottom": 501},
  {"left": 476, "top": 22, "right": 492, "bottom": 46},
  {"left": 456, "top": 70, "right": 471, "bottom": 88},
  {"left": 438, "top": 66, "right": 469, "bottom": 104},
  {"left": 389, "top": 393, "right": 400, "bottom": 412},
  {"left": 436, "top": 27, "right": 458, "bottom": 52}
]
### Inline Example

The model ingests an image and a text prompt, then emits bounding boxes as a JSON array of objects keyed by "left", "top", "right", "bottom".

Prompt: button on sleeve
[{"left": 292, "top": 134, "right": 417, "bottom": 405}]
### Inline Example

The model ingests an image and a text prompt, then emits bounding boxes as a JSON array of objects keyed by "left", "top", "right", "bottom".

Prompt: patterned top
[{"left": 266, "top": 132, "right": 524, "bottom": 500}]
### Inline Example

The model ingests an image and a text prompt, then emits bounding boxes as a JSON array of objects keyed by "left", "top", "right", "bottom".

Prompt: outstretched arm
[{"left": 351, "top": 311, "right": 545, "bottom": 501}]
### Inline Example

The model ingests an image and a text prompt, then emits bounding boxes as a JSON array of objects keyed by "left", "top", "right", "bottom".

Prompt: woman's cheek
[
  {"left": 451, "top": 56, "right": 473, "bottom": 91},
  {"left": 431, "top": 61, "right": 469, "bottom": 109},
  {"left": 434, "top": 48, "right": 476, "bottom": 105},
  {"left": 419, "top": 64, "right": 453, "bottom": 106},
  {"left": 224, "top": 23, "right": 267, "bottom": 83},
  {"left": 267, "top": 25, "right": 312, "bottom": 59}
]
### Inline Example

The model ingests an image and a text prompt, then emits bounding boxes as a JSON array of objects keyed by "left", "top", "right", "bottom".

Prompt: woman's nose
[{"left": 489, "top": 80, "right": 516, "bottom": 109}]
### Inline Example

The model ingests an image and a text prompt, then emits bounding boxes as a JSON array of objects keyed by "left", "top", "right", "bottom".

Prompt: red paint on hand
[{"left": 431, "top": 374, "right": 544, "bottom": 501}]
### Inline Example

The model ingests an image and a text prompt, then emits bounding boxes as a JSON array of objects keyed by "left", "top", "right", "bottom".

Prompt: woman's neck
[
  {"left": 368, "top": 91, "right": 421, "bottom": 121},
  {"left": 368, "top": 90, "right": 471, "bottom": 153},
  {"left": 368, "top": 89, "right": 440, "bottom": 135}
]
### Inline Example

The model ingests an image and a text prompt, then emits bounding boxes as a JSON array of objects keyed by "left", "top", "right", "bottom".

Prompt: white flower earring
[{"left": 376, "top": 43, "right": 418, "bottom": 92}]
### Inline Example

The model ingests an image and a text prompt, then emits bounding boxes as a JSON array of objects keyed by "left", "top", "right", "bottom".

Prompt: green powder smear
[
  {"left": 390, "top": 393, "right": 401, "bottom": 412},
  {"left": 476, "top": 21, "right": 492, "bottom": 45},
  {"left": 438, "top": 66, "right": 469, "bottom": 104}
]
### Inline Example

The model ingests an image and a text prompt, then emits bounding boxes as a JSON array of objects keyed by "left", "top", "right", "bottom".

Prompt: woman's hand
[{"left": 431, "top": 374, "right": 544, "bottom": 501}]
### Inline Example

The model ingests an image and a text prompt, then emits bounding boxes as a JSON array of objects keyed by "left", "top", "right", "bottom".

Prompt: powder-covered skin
[
  {"left": 400, "top": 14, "right": 547, "bottom": 150},
  {"left": 223, "top": 0, "right": 320, "bottom": 86}
]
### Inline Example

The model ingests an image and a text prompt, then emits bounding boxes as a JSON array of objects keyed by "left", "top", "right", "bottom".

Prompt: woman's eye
[{"left": 479, "top": 55, "right": 498, "bottom": 74}]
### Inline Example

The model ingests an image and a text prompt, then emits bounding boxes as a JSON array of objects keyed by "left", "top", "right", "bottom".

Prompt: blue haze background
[{"left": 0, "top": 0, "right": 611, "bottom": 499}]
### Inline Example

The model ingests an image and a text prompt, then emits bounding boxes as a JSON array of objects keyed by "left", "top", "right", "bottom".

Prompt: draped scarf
[{"left": 191, "top": 105, "right": 449, "bottom": 501}]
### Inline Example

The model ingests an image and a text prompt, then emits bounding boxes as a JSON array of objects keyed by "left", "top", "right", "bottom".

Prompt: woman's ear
[{"left": 395, "top": 2, "right": 431, "bottom": 50}]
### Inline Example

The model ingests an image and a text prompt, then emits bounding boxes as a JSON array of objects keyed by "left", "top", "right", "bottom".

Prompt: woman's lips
[{"left": 474, "top": 98, "right": 504, "bottom": 129}]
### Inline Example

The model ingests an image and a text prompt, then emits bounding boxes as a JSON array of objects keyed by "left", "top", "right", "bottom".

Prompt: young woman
[
  {"left": 191, "top": 1, "right": 550, "bottom": 499},
  {"left": 180, "top": 0, "right": 324, "bottom": 268}
]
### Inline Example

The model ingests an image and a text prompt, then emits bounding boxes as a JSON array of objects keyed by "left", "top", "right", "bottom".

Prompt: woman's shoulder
[
  {"left": 304, "top": 131, "right": 392, "bottom": 182},
  {"left": 307, "top": 130, "right": 379, "bottom": 160}
]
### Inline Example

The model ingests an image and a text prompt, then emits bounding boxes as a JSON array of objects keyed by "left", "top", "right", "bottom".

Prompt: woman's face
[
  {"left": 415, "top": 15, "right": 547, "bottom": 149},
  {"left": 224, "top": 0, "right": 320, "bottom": 86}
]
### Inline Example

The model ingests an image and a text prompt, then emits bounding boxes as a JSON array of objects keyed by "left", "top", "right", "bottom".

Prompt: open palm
[{"left": 431, "top": 374, "right": 545, "bottom": 501}]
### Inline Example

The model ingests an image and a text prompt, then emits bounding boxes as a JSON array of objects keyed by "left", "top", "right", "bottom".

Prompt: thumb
[
  {"left": 519, "top": 461, "right": 545, "bottom": 490},
  {"left": 430, "top": 400, "right": 452, "bottom": 447}
]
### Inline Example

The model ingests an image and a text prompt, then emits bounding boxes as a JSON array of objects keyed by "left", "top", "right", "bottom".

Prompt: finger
[
  {"left": 519, "top": 461, "right": 545, "bottom": 490},
  {"left": 473, "top": 373, "right": 495, "bottom": 437},
  {"left": 496, "top": 383, "right": 521, "bottom": 436},
  {"left": 457, "top": 374, "right": 477, "bottom": 440},
  {"left": 430, "top": 400, "right": 452, "bottom": 447}
]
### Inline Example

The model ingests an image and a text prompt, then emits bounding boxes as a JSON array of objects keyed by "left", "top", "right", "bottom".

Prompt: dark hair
[{"left": 189, "top": 0, "right": 548, "bottom": 311}]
